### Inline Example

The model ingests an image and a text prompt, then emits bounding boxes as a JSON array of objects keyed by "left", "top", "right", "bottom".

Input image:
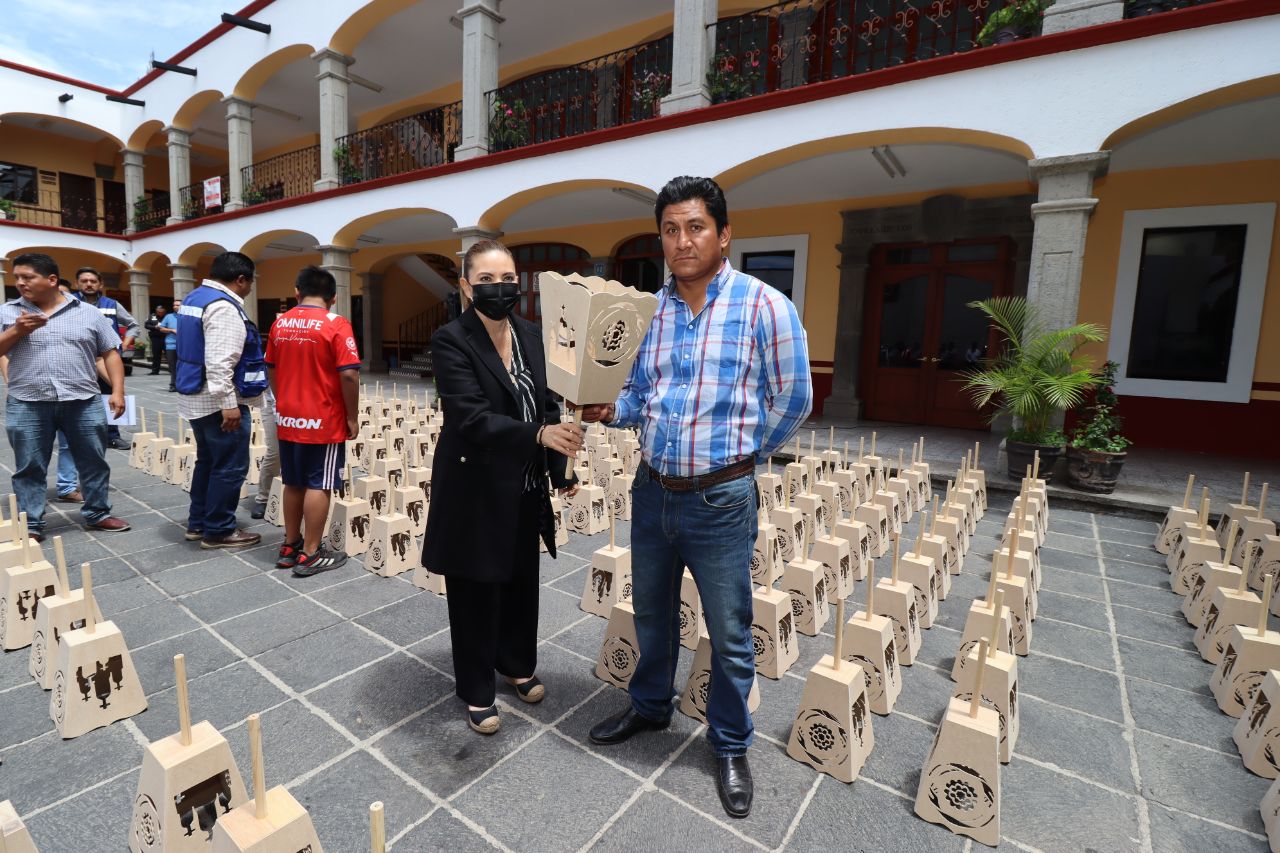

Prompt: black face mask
[{"left": 469, "top": 282, "right": 519, "bottom": 321}]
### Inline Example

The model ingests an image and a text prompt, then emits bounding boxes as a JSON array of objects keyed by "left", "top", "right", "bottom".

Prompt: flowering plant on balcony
[
  {"left": 707, "top": 49, "right": 761, "bottom": 104},
  {"left": 490, "top": 98, "right": 531, "bottom": 150},
  {"left": 977, "top": 0, "right": 1047, "bottom": 46},
  {"left": 0, "top": 199, "right": 15, "bottom": 219},
  {"left": 633, "top": 70, "right": 671, "bottom": 115}
]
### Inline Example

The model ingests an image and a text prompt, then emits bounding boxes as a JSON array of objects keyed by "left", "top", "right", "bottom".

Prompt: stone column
[
  {"left": 358, "top": 272, "right": 383, "bottom": 370},
  {"left": 122, "top": 150, "right": 145, "bottom": 234},
  {"left": 318, "top": 245, "right": 354, "bottom": 321},
  {"left": 661, "top": 0, "right": 717, "bottom": 115},
  {"left": 0, "top": 257, "right": 10, "bottom": 287},
  {"left": 169, "top": 264, "right": 197, "bottom": 301},
  {"left": 1026, "top": 151, "right": 1109, "bottom": 331},
  {"left": 821, "top": 252, "right": 870, "bottom": 421},
  {"left": 1042, "top": 0, "right": 1125, "bottom": 35},
  {"left": 313, "top": 48, "right": 354, "bottom": 192},
  {"left": 223, "top": 97, "right": 255, "bottom": 211},
  {"left": 246, "top": 276, "right": 260, "bottom": 328},
  {"left": 455, "top": 0, "right": 503, "bottom": 161},
  {"left": 128, "top": 268, "right": 151, "bottom": 317},
  {"left": 164, "top": 126, "right": 192, "bottom": 224}
]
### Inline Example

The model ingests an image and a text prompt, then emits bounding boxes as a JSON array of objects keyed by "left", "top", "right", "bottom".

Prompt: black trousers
[
  {"left": 445, "top": 491, "right": 541, "bottom": 707},
  {"left": 165, "top": 350, "right": 177, "bottom": 385},
  {"left": 149, "top": 339, "right": 165, "bottom": 373}
]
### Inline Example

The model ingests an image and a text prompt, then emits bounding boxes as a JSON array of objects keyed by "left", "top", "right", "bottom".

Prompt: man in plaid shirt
[{"left": 584, "top": 176, "right": 812, "bottom": 819}]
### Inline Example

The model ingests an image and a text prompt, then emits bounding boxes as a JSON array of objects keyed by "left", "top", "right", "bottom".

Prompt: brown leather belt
[{"left": 643, "top": 458, "right": 755, "bottom": 493}]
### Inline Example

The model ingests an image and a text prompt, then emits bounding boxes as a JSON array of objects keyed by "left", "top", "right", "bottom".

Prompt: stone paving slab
[{"left": 0, "top": 373, "right": 1273, "bottom": 851}]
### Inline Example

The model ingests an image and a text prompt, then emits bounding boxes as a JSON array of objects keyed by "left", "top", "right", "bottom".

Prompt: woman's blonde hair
[{"left": 461, "top": 239, "right": 513, "bottom": 280}]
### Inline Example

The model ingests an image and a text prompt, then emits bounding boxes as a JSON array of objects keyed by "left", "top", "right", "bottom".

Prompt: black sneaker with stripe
[
  {"left": 292, "top": 546, "right": 349, "bottom": 577},
  {"left": 276, "top": 539, "right": 304, "bottom": 569}
]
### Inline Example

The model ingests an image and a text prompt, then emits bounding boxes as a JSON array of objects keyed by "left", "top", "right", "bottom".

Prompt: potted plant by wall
[
  {"left": 977, "top": 0, "right": 1047, "bottom": 46},
  {"left": 0, "top": 198, "right": 14, "bottom": 220},
  {"left": 633, "top": 70, "right": 671, "bottom": 117},
  {"left": 242, "top": 185, "right": 267, "bottom": 206},
  {"left": 333, "top": 144, "right": 362, "bottom": 184},
  {"left": 489, "top": 98, "right": 531, "bottom": 151},
  {"left": 963, "top": 296, "right": 1105, "bottom": 483},
  {"left": 133, "top": 195, "right": 152, "bottom": 223},
  {"left": 707, "top": 49, "right": 761, "bottom": 104},
  {"left": 1064, "top": 361, "right": 1131, "bottom": 493}
]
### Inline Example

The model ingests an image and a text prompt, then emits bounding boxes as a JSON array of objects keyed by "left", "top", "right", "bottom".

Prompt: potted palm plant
[
  {"left": 963, "top": 296, "right": 1106, "bottom": 483},
  {"left": 1064, "top": 361, "right": 1131, "bottom": 493}
]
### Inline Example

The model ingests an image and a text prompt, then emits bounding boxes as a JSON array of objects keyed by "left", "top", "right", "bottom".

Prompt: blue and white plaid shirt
[
  {"left": 612, "top": 259, "right": 812, "bottom": 478},
  {"left": 0, "top": 296, "right": 120, "bottom": 402}
]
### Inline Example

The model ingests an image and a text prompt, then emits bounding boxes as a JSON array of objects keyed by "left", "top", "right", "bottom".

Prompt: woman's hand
[{"left": 540, "top": 421, "right": 585, "bottom": 458}]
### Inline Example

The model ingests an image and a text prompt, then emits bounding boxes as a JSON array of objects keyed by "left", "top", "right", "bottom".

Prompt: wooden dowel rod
[
  {"left": 140, "top": 406, "right": 147, "bottom": 434},
  {"left": 1199, "top": 488, "right": 1210, "bottom": 531},
  {"left": 157, "top": 410, "right": 165, "bottom": 440},
  {"left": 20, "top": 513, "right": 31, "bottom": 571},
  {"left": 970, "top": 639, "right": 989, "bottom": 718},
  {"left": 1224, "top": 521, "right": 1239, "bottom": 568},
  {"left": 1243, "top": 471, "right": 1251, "bottom": 505},
  {"left": 1260, "top": 573, "right": 1274, "bottom": 636},
  {"left": 891, "top": 533, "right": 900, "bottom": 583},
  {"left": 1182, "top": 474, "right": 1195, "bottom": 511},
  {"left": 175, "top": 654, "right": 192, "bottom": 746},
  {"left": 371, "top": 801, "right": 386, "bottom": 853},
  {"left": 865, "top": 557, "right": 876, "bottom": 620},
  {"left": 249, "top": 713, "right": 267, "bottom": 820},
  {"left": 82, "top": 564, "right": 96, "bottom": 634},
  {"left": 609, "top": 513, "right": 615, "bottom": 550},
  {"left": 828, "top": 425, "right": 835, "bottom": 453},
  {"left": 858, "top": 436, "right": 865, "bottom": 459},
  {"left": 916, "top": 510, "right": 927, "bottom": 555},
  {"left": 988, "top": 590, "right": 1005, "bottom": 649},
  {"left": 7, "top": 494, "right": 17, "bottom": 543},
  {"left": 833, "top": 599, "right": 845, "bottom": 667},
  {"left": 987, "top": 549, "right": 1001, "bottom": 605},
  {"left": 1238, "top": 546, "right": 1255, "bottom": 595},
  {"left": 930, "top": 497, "right": 939, "bottom": 536},
  {"left": 1032, "top": 450, "right": 1040, "bottom": 480},
  {"left": 1258, "top": 483, "right": 1270, "bottom": 521},
  {"left": 53, "top": 536, "right": 68, "bottom": 596}
]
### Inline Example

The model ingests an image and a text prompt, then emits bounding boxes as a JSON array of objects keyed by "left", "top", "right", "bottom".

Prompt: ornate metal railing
[
  {"left": 485, "top": 34, "right": 673, "bottom": 153},
  {"left": 132, "top": 196, "right": 169, "bottom": 233},
  {"left": 336, "top": 102, "right": 461, "bottom": 184},
  {"left": 709, "top": 0, "right": 1012, "bottom": 103},
  {"left": 242, "top": 145, "right": 320, "bottom": 205},
  {"left": 177, "top": 175, "right": 230, "bottom": 220},
  {"left": 5, "top": 187, "right": 103, "bottom": 232}
]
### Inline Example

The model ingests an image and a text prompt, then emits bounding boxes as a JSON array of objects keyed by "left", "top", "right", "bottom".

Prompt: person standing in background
[
  {"left": 75, "top": 267, "right": 138, "bottom": 449},
  {"left": 159, "top": 299, "right": 180, "bottom": 391},
  {"left": 145, "top": 304, "right": 168, "bottom": 375},
  {"left": 251, "top": 309, "right": 284, "bottom": 521}
]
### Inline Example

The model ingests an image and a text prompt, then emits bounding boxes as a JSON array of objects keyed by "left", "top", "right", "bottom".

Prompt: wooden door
[
  {"left": 861, "top": 240, "right": 1012, "bottom": 429},
  {"left": 58, "top": 172, "right": 97, "bottom": 231},
  {"left": 102, "top": 180, "right": 126, "bottom": 234}
]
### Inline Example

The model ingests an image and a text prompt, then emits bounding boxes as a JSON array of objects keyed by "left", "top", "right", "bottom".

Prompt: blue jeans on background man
[
  {"left": 56, "top": 430, "right": 78, "bottom": 497},
  {"left": 627, "top": 464, "right": 758, "bottom": 756},
  {"left": 187, "top": 406, "right": 250, "bottom": 538},
  {"left": 5, "top": 397, "right": 112, "bottom": 532}
]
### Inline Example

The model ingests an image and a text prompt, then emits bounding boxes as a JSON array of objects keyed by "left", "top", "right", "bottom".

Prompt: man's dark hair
[
  {"left": 209, "top": 251, "right": 255, "bottom": 284},
  {"left": 75, "top": 266, "right": 101, "bottom": 281},
  {"left": 12, "top": 252, "right": 58, "bottom": 278},
  {"left": 295, "top": 265, "right": 337, "bottom": 300},
  {"left": 654, "top": 176, "right": 729, "bottom": 233}
]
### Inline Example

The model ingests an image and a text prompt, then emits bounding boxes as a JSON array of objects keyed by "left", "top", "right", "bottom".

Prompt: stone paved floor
[{"left": 0, "top": 373, "right": 1272, "bottom": 851}]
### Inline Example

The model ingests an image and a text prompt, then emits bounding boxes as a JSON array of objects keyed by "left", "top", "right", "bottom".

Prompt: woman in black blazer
[{"left": 421, "top": 239, "right": 584, "bottom": 734}]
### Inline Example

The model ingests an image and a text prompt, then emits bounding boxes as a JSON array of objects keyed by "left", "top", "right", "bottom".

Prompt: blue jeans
[
  {"left": 627, "top": 465, "right": 758, "bottom": 756},
  {"left": 188, "top": 407, "right": 250, "bottom": 537},
  {"left": 5, "top": 397, "right": 112, "bottom": 531},
  {"left": 56, "top": 431, "right": 78, "bottom": 496}
]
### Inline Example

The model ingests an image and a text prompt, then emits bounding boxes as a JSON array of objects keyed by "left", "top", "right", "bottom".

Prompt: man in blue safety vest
[
  {"left": 75, "top": 267, "right": 139, "bottom": 449},
  {"left": 175, "top": 251, "right": 269, "bottom": 549}
]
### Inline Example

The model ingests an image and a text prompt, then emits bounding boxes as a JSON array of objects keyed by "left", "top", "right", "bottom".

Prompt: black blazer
[{"left": 421, "top": 308, "right": 574, "bottom": 583}]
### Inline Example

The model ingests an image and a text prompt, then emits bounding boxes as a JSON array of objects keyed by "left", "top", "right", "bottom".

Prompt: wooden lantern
[
  {"left": 1168, "top": 486, "right": 1214, "bottom": 575},
  {"left": 993, "top": 545, "right": 1033, "bottom": 657},
  {"left": 752, "top": 582, "right": 798, "bottom": 680},
  {"left": 915, "top": 645, "right": 1002, "bottom": 847},
  {"left": 793, "top": 491, "right": 825, "bottom": 546},
  {"left": 1234, "top": 669, "right": 1280, "bottom": 779},
  {"left": 679, "top": 628, "right": 761, "bottom": 723},
  {"left": 568, "top": 484, "right": 609, "bottom": 536},
  {"left": 327, "top": 468, "right": 371, "bottom": 557},
  {"left": 366, "top": 513, "right": 414, "bottom": 577},
  {"left": 354, "top": 472, "right": 390, "bottom": 518},
  {"left": 870, "top": 484, "right": 903, "bottom": 539},
  {"left": 249, "top": 408, "right": 264, "bottom": 446},
  {"left": 849, "top": 437, "right": 874, "bottom": 504},
  {"left": 885, "top": 448, "right": 916, "bottom": 522},
  {"left": 997, "top": 500, "right": 1041, "bottom": 607},
  {"left": 770, "top": 472, "right": 806, "bottom": 563},
  {"left": 1211, "top": 574, "right": 1280, "bottom": 718},
  {"left": 862, "top": 432, "right": 886, "bottom": 492},
  {"left": 1184, "top": 521, "right": 1244, "bottom": 628},
  {"left": 595, "top": 600, "right": 641, "bottom": 689},
  {"left": 209, "top": 714, "right": 324, "bottom": 852},
  {"left": 934, "top": 483, "right": 967, "bottom": 575},
  {"left": 164, "top": 423, "right": 194, "bottom": 486},
  {"left": 829, "top": 453, "right": 861, "bottom": 515},
  {"left": 1173, "top": 488, "right": 1222, "bottom": 597},
  {"left": 373, "top": 456, "right": 404, "bottom": 491},
  {"left": 30, "top": 538, "right": 101, "bottom": 689},
  {"left": 952, "top": 595, "right": 1015, "bottom": 683},
  {"left": 1237, "top": 484, "right": 1276, "bottom": 566},
  {"left": 1196, "top": 548, "right": 1264, "bottom": 664},
  {"left": 940, "top": 480, "right": 973, "bottom": 557},
  {"left": 819, "top": 426, "right": 844, "bottom": 481},
  {"left": 148, "top": 412, "right": 176, "bottom": 479},
  {"left": 392, "top": 485, "right": 427, "bottom": 539},
  {"left": 1220, "top": 472, "right": 1258, "bottom": 549},
  {"left": 405, "top": 465, "right": 431, "bottom": 496},
  {"left": 950, "top": 469, "right": 979, "bottom": 538},
  {"left": 581, "top": 518, "right": 631, "bottom": 618},
  {"left": 1157, "top": 475, "right": 1200, "bottom": 555},
  {"left": 786, "top": 435, "right": 810, "bottom": 502},
  {"left": 410, "top": 564, "right": 447, "bottom": 596},
  {"left": 811, "top": 526, "right": 855, "bottom": 602},
  {"left": 783, "top": 524, "right": 829, "bottom": 638},
  {"left": 1262, "top": 769, "right": 1280, "bottom": 850},
  {"left": 2, "top": 516, "right": 57, "bottom": 650},
  {"left": 1255, "top": 536, "right": 1280, "bottom": 598},
  {"left": 608, "top": 472, "right": 632, "bottom": 521},
  {"left": 964, "top": 441, "right": 987, "bottom": 515},
  {"left": 841, "top": 556, "right": 901, "bottom": 715},
  {"left": 899, "top": 511, "right": 940, "bottom": 629},
  {"left": 954, "top": 592, "right": 1019, "bottom": 764},
  {"left": 130, "top": 654, "right": 250, "bottom": 852},
  {"left": 917, "top": 498, "right": 953, "bottom": 597},
  {"left": 854, "top": 499, "right": 890, "bottom": 559},
  {"left": 752, "top": 520, "right": 783, "bottom": 589},
  {"left": 0, "top": 799, "right": 38, "bottom": 853},
  {"left": 130, "top": 406, "right": 157, "bottom": 470},
  {"left": 874, "top": 535, "right": 922, "bottom": 667},
  {"left": 755, "top": 459, "right": 783, "bottom": 515},
  {"left": 0, "top": 497, "right": 37, "bottom": 569},
  {"left": 800, "top": 429, "right": 826, "bottom": 488},
  {"left": 50, "top": 564, "right": 147, "bottom": 738},
  {"left": 786, "top": 599, "right": 875, "bottom": 783},
  {"left": 831, "top": 507, "right": 870, "bottom": 584}
]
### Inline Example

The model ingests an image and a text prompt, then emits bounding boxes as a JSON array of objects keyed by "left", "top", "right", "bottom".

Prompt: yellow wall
[{"left": 1080, "top": 159, "right": 1280, "bottom": 399}]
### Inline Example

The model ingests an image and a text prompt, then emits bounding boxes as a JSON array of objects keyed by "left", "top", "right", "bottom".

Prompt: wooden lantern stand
[
  {"left": 1196, "top": 548, "right": 1264, "bottom": 665},
  {"left": 2, "top": 515, "right": 57, "bottom": 650},
  {"left": 1157, "top": 475, "right": 1199, "bottom": 555},
  {"left": 954, "top": 591, "right": 1020, "bottom": 764},
  {"left": 679, "top": 626, "right": 762, "bottom": 723},
  {"left": 1234, "top": 669, "right": 1280, "bottom": 779},
  {"left": 29, "top": 538, "right": 101, "bottom": 689},
  {"left": 0, "top": 799, "right": 38, "bottom": 852},
  {"left": 1210, "top": 573, "right": 1280, "bottom": 718},
  {"left": 130, "top": 406, "right": 157, "bottom": 470},
  {"left": 952, "top": 552, "right": 1016, "bottom": 683},
  {"left": 840, "top": 555, "right": 900, "bottom": 715},
  {"left": 751, "top": 540, "right": 799, "bottom": 680},
  {"left": 873, "top": 534, "right": 922, "bottom": 667},
  {"left": 783, "top": 523, "right": 829, "bottom": 638},
  {"left": 1173, "top": 488, "right": 1223, "bottom": 598},
  {"left": 1184, "top": 520, "right": 1244, "bottom": 628},
  {"left": 898, "top": 510, "right": 941, "bottom": 629},
  {"left": 580, "top": 515, "right": 632, "bottom": 618}
]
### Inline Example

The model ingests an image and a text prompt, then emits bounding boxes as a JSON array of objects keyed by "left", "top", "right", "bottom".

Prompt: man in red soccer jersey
[{"left": 264, "top": 266, "right": 361, "bottom": 576}]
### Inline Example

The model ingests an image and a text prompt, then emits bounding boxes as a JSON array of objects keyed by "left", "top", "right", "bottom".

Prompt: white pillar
[
  {"left": 164, "top": 126, "right": 192, "bottom": 224},
  {"left": 359, "top": 272, "right": 383, "bottom": 370},
  {"left": 1026, "top": 151, "right": 1109, "bottom": 332},
  {"left": 122, "top": 150, "right": 145, "bottom": 234},
  {"left": 246, "top": 275, "right": 260, "bottom": 328},
  {"left": 1042, "top": 0, "right": 1125, "bottom": 34},
  {"left": 662, "top": 0, "right": 717, "bottom": 115},
  {"left": 128, "top": 268, "right": 151, "bottom": 316},
  {"left": 455, "top": 0, "right": 503, "bottom": 161},
  {"left": 313, "top": 48, "right": 354, "bottom": 192},
  {"left": 170, "top": 264, "right": 197, "bottom": 301},
  {"left": 318, "top": 245, "right": 355, "bottom": 321},
  {"left": 223, "top": 96, "right": 255, "bottom": 211}
]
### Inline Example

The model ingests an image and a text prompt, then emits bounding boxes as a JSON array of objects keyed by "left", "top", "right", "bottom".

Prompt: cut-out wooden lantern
[
  {"left": 410, "top": 564, "right": 447, "bottom": 596},
  {"left": 1184, "top": 520, "right": 1243, "bottom": 628},
  {"left": 595, "top": 600, "right": 641, "bottom": 689},
  {"left": 30, "top": 538, "right": 101, "bottom": 689},
  {"left": 783, "top": 525, "right": 829, "bottom": 637},
  {"left": 752, "top": 580, "right": 798, "bottom": 680},
  {"left": 855, "top": 499, "right": 890, "bottom": 559},
  {"left": 327, "top": 468, "right": 371, "bottom": 557},
  {"left": 131, "top": 407, "right": 157, "bottom": 470},
  {"left": 934, "top": 483, "right": 967, "bottom": 574},
  {"left": 209, "top": 713, "right": 324, "bottom": 852},
  {"left": 679, "top": 628, "right": 761, "bottom": 723},
  {"left": 1237, "top": 483, "right": 1276, "bottom": 567},
  {"left": 1256, "top": 537, "right": 1280, "bottom": 600},
  {"left": 951, "top": 572, "right": 1015, "bottom": 683},
  {"left": 831, "top": 508, "right": 870, "bottom": 584},
  {"left": 130, "top": 654, "right": 250, "bottom": 852},
  {"left": 954, "top": 592, "right": 1019, "bottom": 764},
  {"left": 373, "top": 456, "right": 404, "bottom": 491},
  {"left": 915, "top": 642, "right": 1001, "bottom": 847},
  {"left": 899, "top": 512, "right": 940, "bottom": 629},
  {"left": 366, "top": 513, "right": 414, "bottom": 577},
  {"left": 1261, "top": 774, "right": 1280, "bottom": 850},
  {"left": 50, "top": 564, "right": 147, "bottom": 738},
  {"left": 392, "top": 485, "right": 427, "bottom": 539},
  {"left": 1196, "top": 548, "right": 1263, "bottom": 665},
  {"left": 870, "top": 484, "right": 903, "bottom": 538},
  {"left": 1212, "top": 574, "right": 1280, "bottom": 718},
  {"left": 1173, "top": 488, "right": 1222, "bottom": 597},
  {"left": 1, "top": 516, "right": 56, "bottom": 650},
  {"left": 581, "top": 519, "right": 631, "bottom": 618},
  {"left": 874, "top": 535, "right": 922, "bottom": 666},
  {"left": 752, "top": 520, "right": 783, "bottom": 589},
  {"left": 771, "top": 474, "right": 805, "bottom": 563},
  {"left": 756, "top": 459, "right": 783, "bottom": 515},
  {"left": 885, "top": 449, "right": 915, "bottom": 522},
  {"left": 841, "top": 556, "right": 900, "bottom": 715},
  {"left": 786, "top": 435, "right": 810, "bottom": 502},
  {"left": 1221, "top": 472, "right": 1257, "bottom": 549},
  {"left": 608, "top": 472, "right": 632, "bottom": 521},
  {"left": 679, "top": 569, "right": 705, "bottom": 650},
  {"left": 354, "top": 472, "right": 390, "bottom": 518},
  {"left": 1234, "top": 669, "right": 1280, "bottom": 779},
  {"left": 149, "top": 411, "right": 176, "bottom": 479},
  {"left": 964, "top": 442, "right": 986, "bottom": 515},
  {"left": 787, "top": 599, "right": 875, "bottom": 783},
  {"left": 0, "top": 799, "right": 38, "bottom": 853},
  {"left": 1157, "top": 474, "right": 1199, "bottom": 555},
  {"left": 993, "top": 546, "right": 1033, "bottom": 656},
  {"left": 917, "top": 498, "right": 953, "bottom": 597},
  {"left": 568, "top": 484, "right": 609, "bottom": 536},
  {"left": 812, "top": 526, "right": 855, "bottom": 602}
]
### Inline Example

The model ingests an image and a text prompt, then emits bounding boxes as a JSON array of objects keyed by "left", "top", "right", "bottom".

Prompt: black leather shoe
[
  {"left": 716, "top": 755, "right": 753, "bottom": 819},
  {"left": 588, "top": 706, "right": 669, "bottom": 745}
]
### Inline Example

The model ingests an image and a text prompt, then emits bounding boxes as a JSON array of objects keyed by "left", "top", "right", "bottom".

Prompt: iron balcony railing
[
  {"left": 335, "top": 102, "right": 461, "bottom": 184},
  {"left": 709, "top": 0, "right": 1013, "bottom": 103},
  {"left": 178, "top": 174, "right": 230, "bottom": 221},
  {"left": 485, "top": 34, "right": 673, "bottom": 153},
  {"left": 3, "top": 186, "right": 121, "bottom": 234},
  {"left": 133, "top": 196, "right": 169, "bottom": 233},
  {"left": 242, "top": 145, "right": 320, "bottom": 205}
]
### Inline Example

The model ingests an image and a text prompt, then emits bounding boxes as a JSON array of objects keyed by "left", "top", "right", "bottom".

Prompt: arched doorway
[
  {"left": 613, "top": 234, "right": 664, "bottom": 293},
  {"left": 510, "top": 242, "right": 593, "bottom": 321}
]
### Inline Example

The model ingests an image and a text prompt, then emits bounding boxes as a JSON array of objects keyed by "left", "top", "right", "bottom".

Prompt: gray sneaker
[{"left": 291, "top": 546, "right": 349, "bottom": 577}]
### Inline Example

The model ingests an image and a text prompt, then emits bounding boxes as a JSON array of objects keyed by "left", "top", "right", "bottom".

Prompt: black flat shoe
[
  {"left": 716, "top": 755, "right": 753, "bottom": 819},
  {"left": 467, "top": 705, "right": 499, "bottom": 735},
  {"left": 505, "top": 675, "right": 545, "bottom": 704},
  {"left": 588, "top": 706, "right": 669, "bottom": 745}
]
